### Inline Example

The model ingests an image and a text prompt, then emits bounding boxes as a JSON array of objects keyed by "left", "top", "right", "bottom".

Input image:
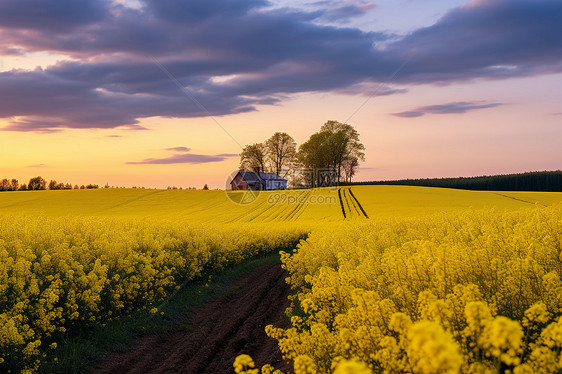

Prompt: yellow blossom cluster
[
  {"left": 0, "top": 215, "right": 306, "bottom": 372},
  {"left": 267, "top": 204, "right": 562, "bottom": 373}
]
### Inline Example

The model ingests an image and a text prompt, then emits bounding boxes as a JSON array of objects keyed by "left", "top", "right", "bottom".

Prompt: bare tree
[
  {"left": 0, "top": 179, "right": 10, "bottom": 191},
  {"left": 265, "top": 132, "right": 297, "bottom": 176},
  {"left": 342, "top": 156, "right": 359, "bottom": 183},
  {"left": 240, "top": 143, "right": 267, "bottom": 172}
]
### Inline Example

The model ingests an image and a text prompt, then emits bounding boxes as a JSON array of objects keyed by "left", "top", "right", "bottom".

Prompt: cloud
[
  {"left": 164, "top": 147, "right": 191, "bottom": 152},
  {"left": 127, "top": 146, "right": 237, "bottom": 164},
  {"left": 309, "top": 1, "right": 377, "bottom": 22},
  {"left": 106, "top": 135, "right": 123, "bottom": 138},
  {"left": 0, "top": 0, "right": 108, "bottom": 32},
  {"left": 0, "top": 0, "right": 560, "bottom": 131},
  {"left": 392, "top": 101, "right": 504, "bottom": 118},
  {"left": 27, "top": 164, "right": 47, "bottom": 168},
  {"left": 0, "top": 69, "right": 255, "bottom": 131},
  {"left": 126, "top": 152, "right": 236, "bottom": 165},
  {"left": 385, "top": 0, "right": 562, "bottom": 84},
  {"left": 392, "top": 111, "right": 425, "bottom": 118}
]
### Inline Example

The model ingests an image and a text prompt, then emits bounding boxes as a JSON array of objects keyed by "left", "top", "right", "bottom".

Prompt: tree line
[
  {"left": 344, "top": 170, "right": 562, "bottom": 192},
  {"left": 0, "top": 176, "right": 99, "bottom": 191},
  {"left": 239, "top": 120, "right": 365, "bottom": 187}
]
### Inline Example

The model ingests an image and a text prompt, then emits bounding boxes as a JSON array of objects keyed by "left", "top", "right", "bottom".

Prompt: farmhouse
[{"left": 230, "top": 167, "right": 287, "bottom": 190}]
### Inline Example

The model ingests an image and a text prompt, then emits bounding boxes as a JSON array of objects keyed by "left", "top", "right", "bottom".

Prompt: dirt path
[{"left": 92, "top": 263, "right": 292, "bottom": 374}]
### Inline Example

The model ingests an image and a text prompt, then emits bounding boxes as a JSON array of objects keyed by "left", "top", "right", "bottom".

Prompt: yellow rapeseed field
[
  {"left": 1, "top": 186, "right": 562, "bottom": 373},
  {"left": 263, "top": 205, "right": 562, "bottom": 374}
]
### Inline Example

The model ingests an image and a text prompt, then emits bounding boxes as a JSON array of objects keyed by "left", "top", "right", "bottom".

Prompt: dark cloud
[
  {"left": 309, "top": 1, "right": 377, "bottom": 22},
  {"left": 126, "top": 152, "right": 236, "bottom": 165},
  {"left": 0, "top": 0, "right": 560, "bottom": 131},
  {"left": 0, "top": 69, "right": 255, "bottom": 131},
  {"left": 0, "top": 0, "right": 108, "bottom": 32},
  {"left": 386, "top": 0, "right": 562, "bottom": 83},
  {"left": 392, "top": 101, "right": 504, "bottom": 118}
]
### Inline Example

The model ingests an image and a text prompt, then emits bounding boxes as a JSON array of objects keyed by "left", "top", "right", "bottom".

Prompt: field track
[
  {"left": 92, "top": 263, "right": 291, "bottom": 374},
  {"left": 338, "top": 187, "right": 369, "bottom": 219}
]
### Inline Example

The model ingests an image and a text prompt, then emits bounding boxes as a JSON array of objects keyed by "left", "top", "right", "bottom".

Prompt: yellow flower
[{"left": 332, "top": 358, "right": 372, "bottom": 374}]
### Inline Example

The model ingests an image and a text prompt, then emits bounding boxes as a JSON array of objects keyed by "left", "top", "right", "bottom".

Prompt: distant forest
[{"left": 344, "top": 171, "right": 562, "bottom": 192}]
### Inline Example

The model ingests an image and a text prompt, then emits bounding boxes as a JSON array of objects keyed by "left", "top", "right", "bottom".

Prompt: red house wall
[{"left": 231, "top": 174, "right": 248, "bottom": 190}]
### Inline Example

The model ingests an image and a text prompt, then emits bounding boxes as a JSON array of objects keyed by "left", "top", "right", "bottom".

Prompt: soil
[{"left": 92, "top": 262, "right": 292, "bottom": 374}]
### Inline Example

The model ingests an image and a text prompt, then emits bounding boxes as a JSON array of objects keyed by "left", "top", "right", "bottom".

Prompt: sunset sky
[{"left": 1, "top": 0, "right": 561, "bottom": 189}]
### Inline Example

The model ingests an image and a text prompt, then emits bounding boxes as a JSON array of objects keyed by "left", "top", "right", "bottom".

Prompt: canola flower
[
  {"left": 261, "top": 204, "right": 562, "bottom": 373},
  {"left": 0, "top": 215, "right": 306, "bottom": 372}
]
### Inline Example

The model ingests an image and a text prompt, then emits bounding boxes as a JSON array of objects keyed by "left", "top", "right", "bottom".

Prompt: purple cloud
[
  {"left": 392, "top": 101, "right": 504, "bottom": 118},
  {"left": 164, "top": 147, "right": 191, "bottom": 152},
  {"left": 0, "top": 0, "right": 560, "bottom": 131},
  {"left": 27, "top": 163, "right": 47, "bottom": 168},
  {"left": 392, "top": 111, "right": 425, "bottom": 118},
  {"left": 309, "top": 1, "right": 377, "bottom": 22},
  {"left": 126, "top": 152, "right": 236, "bottom": 165}
]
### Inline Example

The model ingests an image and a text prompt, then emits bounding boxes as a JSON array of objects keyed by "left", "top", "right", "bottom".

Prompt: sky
[{"left": 0, "top": 0, "right": 561, "bottom": 189}]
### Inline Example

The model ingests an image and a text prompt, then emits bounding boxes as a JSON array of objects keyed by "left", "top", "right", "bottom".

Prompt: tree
[
  {"left": 19, "top": 183, "right": 27, "bottom": 191},
  {"left": 265, "top": 132, "right": 297, "bottom": 176},
  {"left": 48, "top": 180, "right": 59, "bottom": 190},
  {"left": 297, "top": 131, "right": 334, "bottom": 187},
  {"left": 342, "top": 156, "right": 359, "bottom": 183},
  {"left": 0, "top": 179, "right": 10, "bottom": 191},
  {"left": 320, "top": 120, "right": 365, "bottom": 182},
  {"left": 203, "top": 184, "right": 209, "bottom": 190},
  {"left": 11, "top": 179, "right": 19, "bottom": 191},
  {"left": 297, "top": 120, "right": 365, "bottom": 186},
  {"left": 240, "top": 143, "right": 267, "bottom": 172},
  {"left": 28, "top": 176, "right": 46, "bottom": 190}
]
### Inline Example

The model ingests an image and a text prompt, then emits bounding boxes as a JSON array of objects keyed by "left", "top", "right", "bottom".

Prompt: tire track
[
  {"left": 345, "top": 189, "right": 361, "bottom": 217},
  {"left": 348, "top": 188, "right": 369, "bottom": 218},
  {"left": 337, "top": 188, "right": 346, "bottom": 218}
]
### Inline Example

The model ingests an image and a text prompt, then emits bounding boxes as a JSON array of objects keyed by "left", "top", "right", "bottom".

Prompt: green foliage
[{"left": 298, "top": 120, "right": 365, "bottom": 186}]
